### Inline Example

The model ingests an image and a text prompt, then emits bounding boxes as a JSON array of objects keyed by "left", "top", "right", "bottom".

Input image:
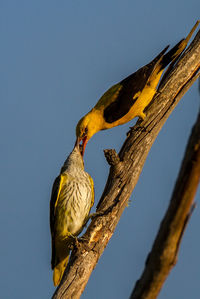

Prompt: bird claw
[
  {"left": 65, "top": 234, "right": 77, "bottom": 250},
  {"left": 68, "top": 242, "right": 75, "bottom": 250},
  {"left": 139, "top": 112, "right": 146, "bottom": 121}
]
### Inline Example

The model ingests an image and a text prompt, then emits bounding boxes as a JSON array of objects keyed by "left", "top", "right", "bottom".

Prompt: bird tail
[
  {"left": 51, "top": 239, "right": 71, "bottom": 286},
  {"left": 53, "top": 253, "right": 69, "bottom": 286},
  {"left": 161, "top": 20, "right": 199, "bottom": 70},
  {"left": 147, "top": 21, "right": 199, "bottom": 89}
]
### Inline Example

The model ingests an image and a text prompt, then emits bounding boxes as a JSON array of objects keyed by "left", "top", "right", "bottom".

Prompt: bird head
[{"left": 76, "top": 112, "right": 100, "bottom": 156}]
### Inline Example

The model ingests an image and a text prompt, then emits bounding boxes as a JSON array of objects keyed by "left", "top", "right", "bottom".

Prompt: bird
[
  {"left": 50, "top": 143, "right": 94, "bottom": 286},
  {"left": 76, "top": 21, "right": 199, "bottom": 156}
]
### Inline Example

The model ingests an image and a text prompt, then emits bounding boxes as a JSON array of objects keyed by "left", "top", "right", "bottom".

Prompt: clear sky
[{"left": 1, "top": 1, "right": 200, "bottom": 298}]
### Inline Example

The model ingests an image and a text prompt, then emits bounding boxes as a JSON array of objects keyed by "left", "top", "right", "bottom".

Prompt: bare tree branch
[
  {"left": 130, "top": 109, "right": 200, "bottom": 299},
  {"left": 52, "top": 29, "right": 200, "bottom": 299}
]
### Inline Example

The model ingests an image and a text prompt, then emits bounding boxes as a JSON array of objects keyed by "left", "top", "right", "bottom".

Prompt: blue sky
[{"left": 1, "top": 1, "right": 200, "bottom": 298}]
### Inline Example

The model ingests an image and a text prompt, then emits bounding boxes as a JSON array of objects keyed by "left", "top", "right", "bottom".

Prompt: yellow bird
[
  {"left": 76, "top": 22, "right": 199, "bottom": 155},
  {"left": 50, "top": 143, "right": 94, "bottom": 286}
]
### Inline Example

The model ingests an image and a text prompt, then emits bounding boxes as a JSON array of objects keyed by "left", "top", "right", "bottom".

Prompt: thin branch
[
  {"left": 130, "top": 109, "right": 200, "bottom": 299},
  {"left": 52, "top": 29, "right": 200, "bottom": 299}
]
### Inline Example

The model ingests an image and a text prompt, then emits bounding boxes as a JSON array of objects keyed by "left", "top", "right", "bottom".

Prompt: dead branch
[
  {"left": 52, "top": 28, "right": 200, "bottom": 299},
  {"left": 130, "top": 109, "right": 200, "bottom": 299}
]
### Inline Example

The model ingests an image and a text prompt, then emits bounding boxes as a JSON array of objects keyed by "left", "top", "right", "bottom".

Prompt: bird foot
[
  {"left": 68, "top": 242, "right": 75, "bottom": 250},
  {"left": 77, "top": 236, "right": 92, "bottom": 251},
  {"left": 139, "top": 112, "right": 146, "bottom": 121},
  {"left": 67, "top": 234, "right": 78, "bottom": 250}
]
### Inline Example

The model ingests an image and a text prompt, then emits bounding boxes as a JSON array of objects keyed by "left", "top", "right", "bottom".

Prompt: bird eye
[{"left": 82, "top": 127, "right": 88, "bottom": 137}]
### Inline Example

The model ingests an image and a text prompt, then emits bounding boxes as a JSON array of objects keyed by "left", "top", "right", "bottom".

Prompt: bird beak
[
  {"left": 75, "top": 136, "right": 88, "bottom": 156},
  {"left": 81, "top": 136, "right": 88, "bottom": 157}
]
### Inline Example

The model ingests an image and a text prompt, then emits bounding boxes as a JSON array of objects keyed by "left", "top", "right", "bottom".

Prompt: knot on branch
[
  {"left": 104, "top": 149, "right": 120, "bottom": 166},
  {"left": 127, "top": 124, "right": 148, "bottom": 136}
]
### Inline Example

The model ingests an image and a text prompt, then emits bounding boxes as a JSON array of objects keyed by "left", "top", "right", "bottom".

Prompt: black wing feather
[
  {"left": 103, "top": 46, "right": 169, "bottom": 123},
  {"left": 50, "top": 175, "right": 61, "bottom": 269}
]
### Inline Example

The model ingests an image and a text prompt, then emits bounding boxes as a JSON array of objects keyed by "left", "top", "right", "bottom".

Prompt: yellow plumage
[
  {"left": 76, "top": 21, "right": 199, "bottom": 155},
  {"left": 50, "top": 145, "right": 94, "bottom": 286}
]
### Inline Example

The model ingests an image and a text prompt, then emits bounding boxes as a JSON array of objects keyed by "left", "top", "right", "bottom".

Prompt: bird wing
[
  {"left": 103, "top": 46, "right": 169, "bottom": 124},
  {"left": 50, "top": 173, "right": 67, "bottom": 269},
  {"left": 88, "top": 174, "right": 95, "bottom": 209}
]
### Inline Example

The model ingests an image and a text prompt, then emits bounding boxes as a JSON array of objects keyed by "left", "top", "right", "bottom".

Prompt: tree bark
[
  {"left": 130, "top": 109, "right": 200, "bottom": 299},
  {"left": 52, "top": 28, "right": 200, "bottom": 299}
]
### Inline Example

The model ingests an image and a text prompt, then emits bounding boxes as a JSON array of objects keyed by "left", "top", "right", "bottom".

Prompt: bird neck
[{"left": 61, "top": 152, "right": 84, "bottom": 175}]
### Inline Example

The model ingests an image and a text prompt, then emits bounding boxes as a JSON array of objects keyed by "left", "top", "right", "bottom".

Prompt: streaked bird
[
  {"left": 76, "top": 21, "right": 199, "bottom": 155},
  {"left": 50, "top": 144, "right": 94, "bottom": 286}
]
